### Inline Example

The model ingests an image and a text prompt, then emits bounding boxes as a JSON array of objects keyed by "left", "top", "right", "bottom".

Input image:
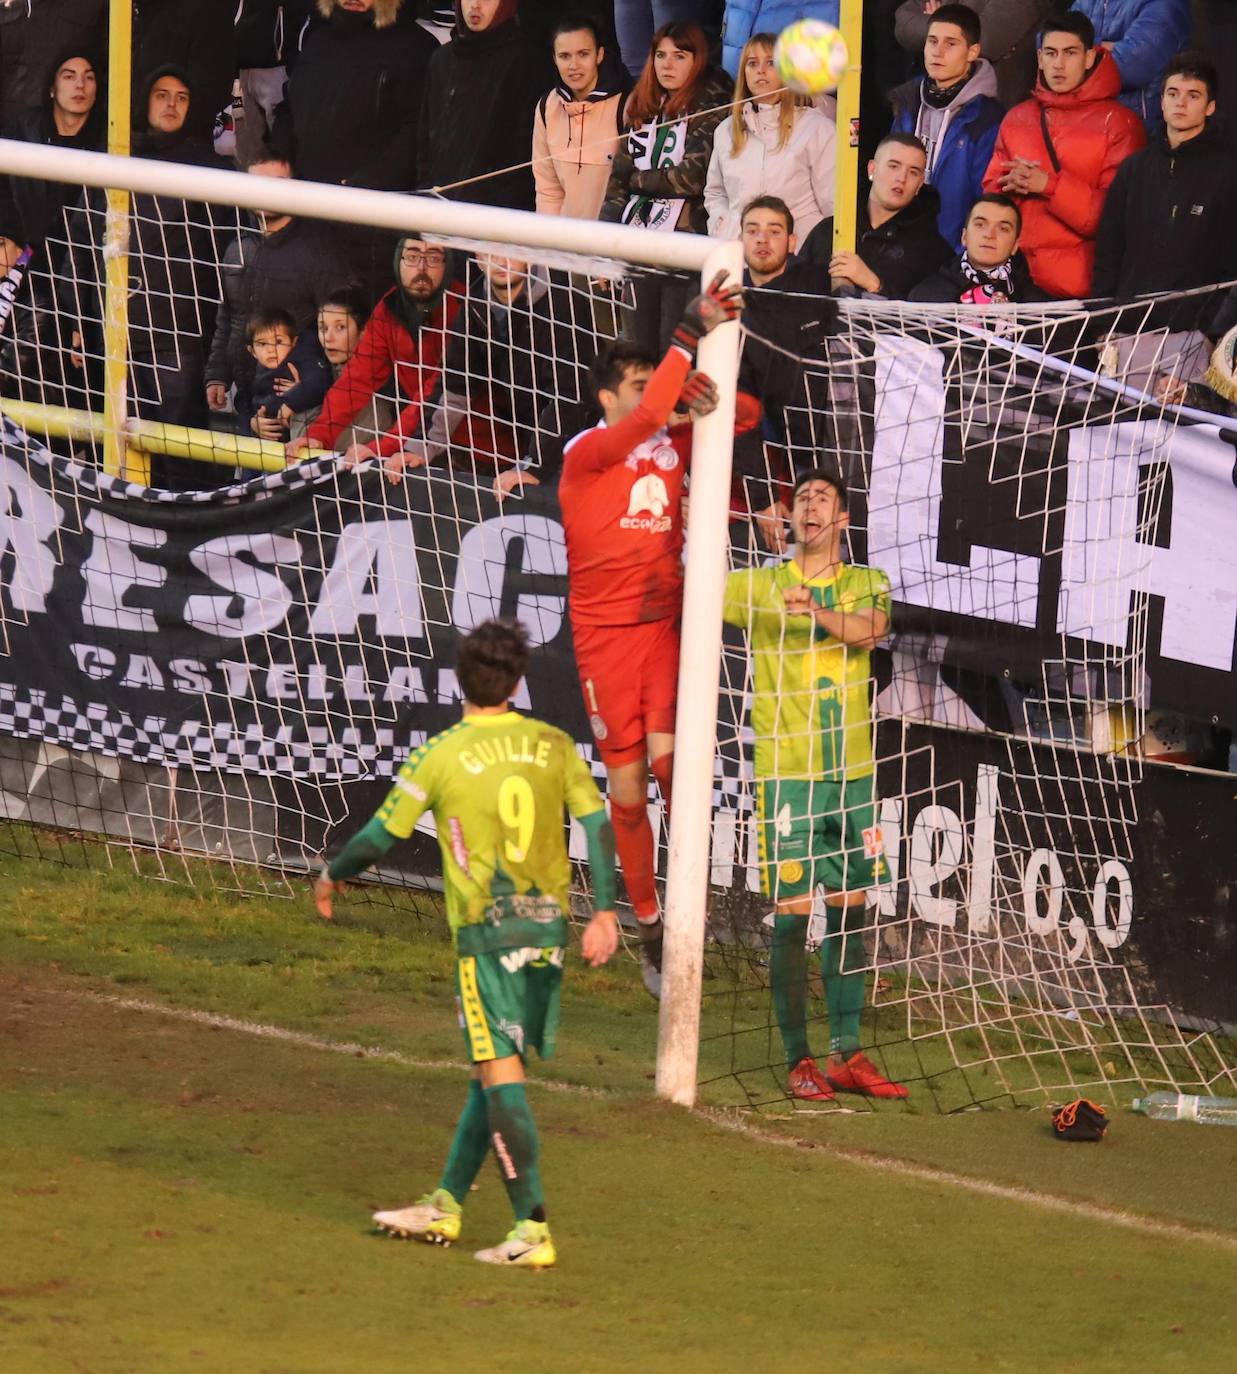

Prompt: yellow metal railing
[
  {"left": 834, "top": 0, "right": 864, "bottom": 257},
  {"left": 0, "top": 398, "right": 299, "bottom": 473},
  {"left": 103, "top": 1, "right": 142, "bottom": 481}
]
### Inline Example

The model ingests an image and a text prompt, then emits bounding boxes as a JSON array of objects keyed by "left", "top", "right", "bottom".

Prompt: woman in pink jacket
[{"left": 532, "top": 14, "right": 631, "bottom": 220}]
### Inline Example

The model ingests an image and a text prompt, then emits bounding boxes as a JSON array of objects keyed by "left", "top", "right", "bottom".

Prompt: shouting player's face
[
  {"left": 599, "top": 362, "right": 655, "bottom": 424},
  {"left": 792, "top": 479, "right": 847, "bottom": 554}
]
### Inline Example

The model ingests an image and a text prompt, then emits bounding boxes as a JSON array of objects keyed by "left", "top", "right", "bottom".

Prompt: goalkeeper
[
  {"left": 313, "top": 620, "right": 620, "bottom": 1269},
  {"left": 558, "top": 271, "right": 760, "bottom": 998},
  {"left": 723, "top": 470, "right": 907, "bottom": 1101}
]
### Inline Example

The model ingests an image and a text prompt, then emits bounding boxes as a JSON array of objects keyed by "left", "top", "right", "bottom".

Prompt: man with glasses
[{"left": 286, "top": 235, "right": 464, "bottom": 467}]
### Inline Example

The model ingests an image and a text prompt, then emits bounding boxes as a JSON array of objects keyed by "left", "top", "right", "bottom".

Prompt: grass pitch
[{"left": 1, "top": 845, "right": 1235, "bottom": 1373}]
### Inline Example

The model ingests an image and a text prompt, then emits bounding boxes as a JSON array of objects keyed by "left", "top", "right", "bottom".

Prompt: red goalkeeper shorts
[{"left": 573, "top": 617, "right": 680, "bottom": 766}]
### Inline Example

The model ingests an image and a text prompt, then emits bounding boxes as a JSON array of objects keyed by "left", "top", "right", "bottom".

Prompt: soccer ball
[{"left": 774, "top": 20, "right": 849, "bottom": 97}]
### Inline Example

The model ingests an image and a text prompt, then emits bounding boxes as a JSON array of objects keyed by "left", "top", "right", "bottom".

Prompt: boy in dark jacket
[
  {"left": 0, "top": 48, "right": 103, "bottom": 257},
  {"left": 1092, "top": 52, "right": 1237, "bottom": 396},
  {"left": 1092, "top": 53, "right": 1237, "bottom": 303},
  {"left": 889, "top": 3, "right": 1006, "bottom": 248},
  {"left": 910, "top": 192, "right": 1052, "bottom": 301}
]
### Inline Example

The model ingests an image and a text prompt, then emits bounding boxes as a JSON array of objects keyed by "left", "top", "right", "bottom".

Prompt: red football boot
[
  {"left": 788, "top": 1057, "right": 836, "bottom": 1101},
  {"left": 826, "top": 1051, "right": 908, "bottom": 1099}
]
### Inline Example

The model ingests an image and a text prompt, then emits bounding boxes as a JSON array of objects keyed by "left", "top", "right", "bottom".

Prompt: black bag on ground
[{"left": 1051, "top": 1099, "right": 1109, "bottom": 1141}]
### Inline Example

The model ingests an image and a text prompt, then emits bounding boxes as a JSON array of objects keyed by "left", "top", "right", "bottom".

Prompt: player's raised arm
[{"left": 563, "top": 272, "right": 743, "bottom": 476}]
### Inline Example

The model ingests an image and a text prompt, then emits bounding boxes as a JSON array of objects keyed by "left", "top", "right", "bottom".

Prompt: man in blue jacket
[
  {"left": 1073, "top": 0, "right": 1191, "bottom": 133},
  {"left": 889, "top": 3, "right": 1005, "bottom": 249}
]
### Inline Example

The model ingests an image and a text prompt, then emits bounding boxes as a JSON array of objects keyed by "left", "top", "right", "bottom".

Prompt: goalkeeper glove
[
  {"left": 677, "top": 370, "right": 718, "bottom": 419},
  {"left": 672, "top": 270, "right": 742, "bottom": 354}
]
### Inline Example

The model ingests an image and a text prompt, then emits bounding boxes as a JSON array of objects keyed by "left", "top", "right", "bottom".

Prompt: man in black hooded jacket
[
  {"left": 134, "top": 0, "right": 238, "bottom": 144},
  {"left": 0, "top": 47, "right": 104, "bottom": 408},
  {"left": 418, "top": 0, "right": 554, "bottom": 211},
  {"left": 58, "top": 65, "right": 235, "bottom": 483},
  {"left": 0, "top": 1, "right": 104, "bottom": 128},
  {"left": 0, "top": 47, "right": 104, "bottom": 258}
]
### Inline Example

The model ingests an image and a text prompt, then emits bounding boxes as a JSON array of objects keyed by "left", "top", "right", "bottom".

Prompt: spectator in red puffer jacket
[
  {"left": 285, "top": 235, "right": 463, "bottom": 464},
  {"left": 982, "top": 10, "right": 1144, "bottom": 299}
]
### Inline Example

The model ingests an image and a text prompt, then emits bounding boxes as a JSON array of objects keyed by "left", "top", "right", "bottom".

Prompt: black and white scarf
[{"left": 958, "top": 251, "right": 1016, "bottom": 304}]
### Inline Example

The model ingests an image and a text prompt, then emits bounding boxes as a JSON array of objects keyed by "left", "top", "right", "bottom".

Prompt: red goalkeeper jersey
[{"left": 559, "top": 347, "right": 760, "bottom": 627}]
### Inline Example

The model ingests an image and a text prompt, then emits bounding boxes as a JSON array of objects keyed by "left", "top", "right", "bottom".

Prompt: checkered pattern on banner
[
  {"left": 1, "top": 414, "right": 337, "bottom": 505},
  {"left": 0, "top": 676, "right": 754, "bottom": 799}
]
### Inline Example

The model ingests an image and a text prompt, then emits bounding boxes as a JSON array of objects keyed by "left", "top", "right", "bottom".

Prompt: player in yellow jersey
[
  {"left": 313, "top": 620, "right": 620, "bottom": 1268},
  {"left": 723, "top": 470, "right": 907, "bottom": 1102}
]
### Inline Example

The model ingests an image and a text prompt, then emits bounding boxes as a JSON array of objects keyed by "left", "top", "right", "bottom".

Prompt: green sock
[
  {"left": 820, "top": 904, "right": 866, "bottom": 1058},
  {"left": 770, "top": 914, "right": 811, "bottom": 1068},
  {"left": 438, "top": 1080, "right": 489, "bottom": 1203},
  {"left": 483, "top": 1082, "right": 544, "bottom": 1222}
]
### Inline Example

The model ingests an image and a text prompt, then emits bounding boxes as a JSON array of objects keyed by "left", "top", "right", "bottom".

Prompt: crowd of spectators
[{"left": 2, "top": 0, "right": 1237, "bottom": 471}]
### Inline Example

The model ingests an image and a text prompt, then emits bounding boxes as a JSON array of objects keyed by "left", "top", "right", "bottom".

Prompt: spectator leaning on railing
[
  {"left": 286, "top": 236, "right": 463, "bottom": 467},
  {"left": 909, "top": 191, "right": 1053, "bottom": 300}
]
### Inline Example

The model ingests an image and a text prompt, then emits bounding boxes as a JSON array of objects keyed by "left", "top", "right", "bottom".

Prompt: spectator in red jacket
[
  {"left": 285, "top": 235, "right": 463, "bottom": 466},
  {"left": 982, "top": 10, "right": 1145, "bottom": 298}
]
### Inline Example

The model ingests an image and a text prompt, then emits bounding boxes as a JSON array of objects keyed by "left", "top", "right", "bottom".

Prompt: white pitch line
[
  {"left": 699, "top": 1107, "right": 1237, "bottom": 1252},
  {"left": 85, "top": 992, "right": 606, "bottom": 1097},
  {"left": 80, "top": 990, "right": 1237, "bottom": 1251}
]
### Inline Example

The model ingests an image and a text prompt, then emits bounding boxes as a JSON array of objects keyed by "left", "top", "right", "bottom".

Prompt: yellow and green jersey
[
  {"left": 723, "top": 560, "right": 890, "bottom": 782},
  {"left": 374, "top": 711, "right": 605, "bottom": 953}
]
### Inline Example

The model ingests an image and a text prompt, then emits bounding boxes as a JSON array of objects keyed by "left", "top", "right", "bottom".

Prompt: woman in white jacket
[{"left": 704, "top": 32, "right": 836, "bottom": 242}]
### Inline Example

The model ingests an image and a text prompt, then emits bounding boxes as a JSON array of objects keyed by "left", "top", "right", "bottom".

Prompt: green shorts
[
  {"left": 455, "top": 946, "right": 565, "bottom": 1064},
  {"left": 756, "top": 774, "right": 885, "bottom": 902}
]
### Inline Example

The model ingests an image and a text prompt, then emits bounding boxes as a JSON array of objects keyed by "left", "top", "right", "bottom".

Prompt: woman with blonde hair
[{"left": 704, "top": 33, "right": 836, "bottom": 242}]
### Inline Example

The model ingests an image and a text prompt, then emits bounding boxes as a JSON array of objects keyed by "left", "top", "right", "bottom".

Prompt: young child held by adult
[{"left": 241, "top": 306, "right": 333, "bottom": 442}]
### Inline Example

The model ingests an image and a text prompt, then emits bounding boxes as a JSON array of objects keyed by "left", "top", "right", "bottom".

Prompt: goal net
[
  {"left": 0, "top": 146, "right": 1233, "bottom": 1112},
  {"left": 702, "top": 282, "right": 1237, "bottom": 1111}
]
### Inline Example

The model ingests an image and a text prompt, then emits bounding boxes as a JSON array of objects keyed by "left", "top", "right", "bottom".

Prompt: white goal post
[{"left": 0, "top": 136, "right": 741, "bottom": 1109}]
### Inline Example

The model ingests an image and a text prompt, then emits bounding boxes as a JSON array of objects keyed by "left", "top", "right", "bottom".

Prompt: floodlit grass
[{"left": 1, "top": 838, "right": 1236, "bottom": 1372}]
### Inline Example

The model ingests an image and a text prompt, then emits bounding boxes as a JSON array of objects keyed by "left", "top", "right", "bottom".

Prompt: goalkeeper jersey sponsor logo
[{"left": 621, "top": 473, "right": 672, "bottom": 532}]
